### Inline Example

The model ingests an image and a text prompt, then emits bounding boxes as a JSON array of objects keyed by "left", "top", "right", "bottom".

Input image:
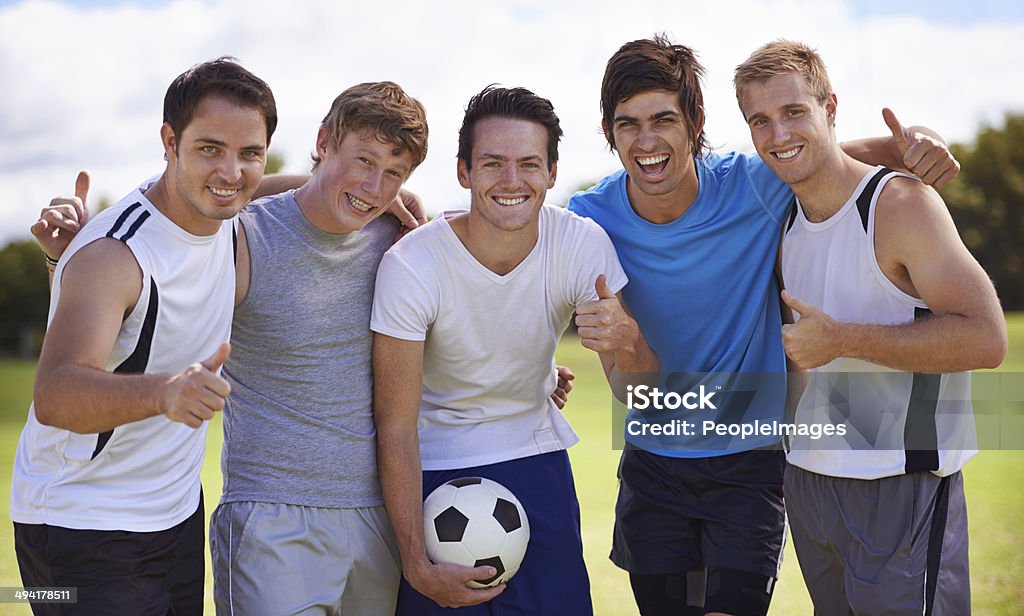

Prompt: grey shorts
[
  {"left": 785, "top": 464, "right": 970, "bottom": 616},
  {"left": 209, "top": 501, "right": 401, "bottom": 616}
]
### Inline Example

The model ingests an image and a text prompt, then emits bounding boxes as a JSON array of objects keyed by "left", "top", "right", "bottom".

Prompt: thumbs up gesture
[
  {"left": 31, "top": 170, "right": 92, "bottom": 262},
  {"left": 780, "top": 290, "right": 842, "bottom": 370},
  {"left": 158, "top": 342, "right": 233, "bottom": 428},
  {"left": 575, "top": 274, "right": 639, "bottom": 354},
  {"left": 882, "top": 108, "right": 960, "bottom": 189}
]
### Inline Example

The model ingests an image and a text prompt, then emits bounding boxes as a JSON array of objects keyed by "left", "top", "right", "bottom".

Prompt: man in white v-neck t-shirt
[{"left": 371, "top": 86, "right": 634, "bottom": 615}]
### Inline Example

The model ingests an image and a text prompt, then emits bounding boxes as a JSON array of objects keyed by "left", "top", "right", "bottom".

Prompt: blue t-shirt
[{"left": 569, "top": 151, "right": 792, "bottom": 457}]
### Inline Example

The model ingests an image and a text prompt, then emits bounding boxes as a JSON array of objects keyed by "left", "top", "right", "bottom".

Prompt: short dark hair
[
  {"left": 457, "top": 85, "right": 562, "bottom": 171},
  {"left": 312, "top": 81, "right": 428, "bottom": 173},
  {"left": 601, "top": 34, "right": 708, "bottom": 157},
  {"left": 163, "top": 57, "right": 277, "bottom": 148}
]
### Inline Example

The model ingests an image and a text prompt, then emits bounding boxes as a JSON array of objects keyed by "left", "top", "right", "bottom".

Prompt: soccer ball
[{"left": 423, "top": 477, "right": 530, "bottom": 589}]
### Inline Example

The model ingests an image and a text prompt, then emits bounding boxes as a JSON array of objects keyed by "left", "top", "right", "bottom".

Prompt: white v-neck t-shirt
[{"left": 371, "top": 205, "right": 627, "bottom": 470}]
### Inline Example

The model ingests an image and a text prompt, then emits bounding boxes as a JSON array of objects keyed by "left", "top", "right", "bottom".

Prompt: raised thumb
[
  {"left": 882, "top": 107, "right": 909, "bottom": 153},
  {"left": 595, "top": 274, "right": 615, "bottom": 300},
  {"left": 200, "top": 342, "right": 231, "bottom": 372}
]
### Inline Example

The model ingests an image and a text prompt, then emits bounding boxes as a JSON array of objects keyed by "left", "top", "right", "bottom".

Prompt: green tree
[
  {"left": 942, "top": 113, "right": 1024, "bottom": 310},
  {"left": 266, "top": 151, "right": 285, "bottom": 175},
  {"left": 0, "top": 240, "right": 50, "bottom": 355}
]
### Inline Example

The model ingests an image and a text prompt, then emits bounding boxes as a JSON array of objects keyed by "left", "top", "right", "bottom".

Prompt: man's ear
[
  {"left": 602, "top": 120, "right": 615, "bottom": 150},
  {"left": 160, "top": 123, "right": 177, "bottom": 160},
  {"left": 315, "top": 126, "right": 330, "bottom": 158},
  {"left": 457, "top": 158, "right": 471, "bottom": 189},
  {"left": 826, "top": 93, "right": 838, "bottom": 126},
  {"left": 548, "top": 161, "right": 558, "bottom": 189}
]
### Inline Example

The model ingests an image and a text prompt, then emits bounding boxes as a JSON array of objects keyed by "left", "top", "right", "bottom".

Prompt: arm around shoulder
[{"left": 253, "top": 174, "right": 308, "bottom": 200}]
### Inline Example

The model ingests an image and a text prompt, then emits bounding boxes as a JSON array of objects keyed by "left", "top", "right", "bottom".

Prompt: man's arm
[
  {"left": 234, "top": 219, "right": 251, "bottom": 307},
  {"left": 34, "top": 239, "right": 232, "bottom": 433},
  {"left": 372, "top": 333, "right": 503, "bottom": 608},
  {"left": 575, "top": 275, "right": 659, "bottom": 401},
  {"left": 781, "top": 180, "right": 1006, "bottom": 372},
  {"left": 841, "top": 108, "right": 960, "bottom": 189},
  {"left": 252, "top": 174, "right": 307, "bottom": 199}
]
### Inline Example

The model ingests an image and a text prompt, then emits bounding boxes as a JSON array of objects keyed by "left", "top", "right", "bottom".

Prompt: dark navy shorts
[
  {"left": 611, "top": 448, "right": 786, "bottom": 579},
  {"left": 397, "top": 450, "right": 593, "bottom": 615}
]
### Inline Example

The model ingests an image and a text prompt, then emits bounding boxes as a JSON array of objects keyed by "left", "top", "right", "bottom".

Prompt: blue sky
[
  {"left": 848, "top": 0, "right": 1024, "bottom": 25},
  {"left": 7, "top": 0, "right": 1023, "bottom": 25},
  {"left": 0, "top": 0, "right": 1022, "bottom": 244}
]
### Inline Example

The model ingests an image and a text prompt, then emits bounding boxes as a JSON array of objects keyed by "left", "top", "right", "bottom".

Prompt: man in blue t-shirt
[{"left": 568, "top": 34, "right": 960, "bottom": 616}]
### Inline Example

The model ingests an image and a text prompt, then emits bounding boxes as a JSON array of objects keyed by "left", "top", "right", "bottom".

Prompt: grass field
[{"left": 0, "top": 315, "right": 1022, "bottom": 614}]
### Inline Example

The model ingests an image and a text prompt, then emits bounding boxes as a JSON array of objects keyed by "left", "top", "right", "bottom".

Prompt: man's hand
[
  {"left": 388, "top": 188, "right": 428, "bottom": 240},
  {"left": 31, "top": 170, "right": 90, "bottom": 261},
  {"left": 883, "top": 108, "right": 960, "bottom": 189},
  {"left": 406, "top": 560, "right": 506, "bottom": 608},
  {"left": 158, "top": 343, "right": 232, "bottom": 429},
  {"left": 550, "top": 365, "right": 575, "bottom": 409},
  {"left": 575, "top": 275, "right": 640, "bottom": 354},
  {"left": 780, "top": 291, "right": 843, "bottom": 370}
]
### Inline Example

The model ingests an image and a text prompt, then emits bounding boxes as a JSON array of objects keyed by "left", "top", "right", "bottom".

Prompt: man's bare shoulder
[
  {"left": 60, "top": 237, "right": 143, "bottom": 304},
  {"left": 873, "top": 175, "right": 949, "bottom": 233}
]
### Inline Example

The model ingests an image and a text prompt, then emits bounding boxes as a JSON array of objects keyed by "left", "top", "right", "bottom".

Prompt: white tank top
[
  {"left": 782, "top": 167, "right": 975, "bottom": 479},
  {"left": 10, "top": 184, "right": 235, "bottom": 531}
]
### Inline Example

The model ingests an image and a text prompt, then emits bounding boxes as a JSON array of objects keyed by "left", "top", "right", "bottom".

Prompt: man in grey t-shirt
[{"left": 208, "top": 81, "right": 431, "bottom": 615}]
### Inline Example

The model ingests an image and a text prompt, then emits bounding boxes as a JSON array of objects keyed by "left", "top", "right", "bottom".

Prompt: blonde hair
[
  {"left": 312, "top": 81, "right": 428, "bottom": 172},
  {"left": 734, "top": 39, "right": 833, "bottom": 105}
]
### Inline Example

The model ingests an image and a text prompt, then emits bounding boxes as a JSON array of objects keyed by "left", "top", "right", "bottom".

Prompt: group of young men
[{"left": 12, "top": 33, "right": 1005, "bottom": 616}]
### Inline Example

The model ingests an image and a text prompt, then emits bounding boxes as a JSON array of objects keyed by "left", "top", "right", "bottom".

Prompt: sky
[{"left": 0, "top": 0, "right": 1022, "bottom": 245}]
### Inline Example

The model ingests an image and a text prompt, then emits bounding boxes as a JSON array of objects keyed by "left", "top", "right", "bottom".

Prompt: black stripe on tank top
[
  {"left": 785, "top": 196, "right": 798, "bottom": 232},
  {"left": 855, "top": 167, "right": 896, "bottom": 232},
  {"left": 92, "top": 279, "right": 160, "bottom": 460},
  {"left": 117, "top": 211, "right": 151, "bottom": 243},
  {"left": 904, "top": 307, "right": 941, "bottom": 473},
  {"left": 105, "top": 202, "right": 144, "bottom": 238}
]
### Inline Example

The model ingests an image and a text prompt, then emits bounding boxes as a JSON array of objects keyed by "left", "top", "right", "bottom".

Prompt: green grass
[{"left": 0, "top": 314, "right": 1022, "bottom": 614}]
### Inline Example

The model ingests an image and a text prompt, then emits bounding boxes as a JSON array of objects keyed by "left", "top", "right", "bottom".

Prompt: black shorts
[
  {"left": 611, "top": 448, "right": 786, "bottom": 579},
  {"left": 14, "top": 493, "right": 205, "bottom": 616}
]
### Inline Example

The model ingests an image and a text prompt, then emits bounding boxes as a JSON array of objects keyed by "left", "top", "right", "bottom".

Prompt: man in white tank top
[
  {"left": 735, "top": 41, "right": 1007, "bottom": 615},
  {"left": 12, "top": 59, "right": 277, "bottom": 615},
  {"left": 29, "top": 83, "right": 433, "bottom": 615}
]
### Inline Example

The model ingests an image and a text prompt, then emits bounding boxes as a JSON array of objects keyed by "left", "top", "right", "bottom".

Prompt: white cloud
[{"left": 0, "top": 0, "right": 1021, "bottom": 244}]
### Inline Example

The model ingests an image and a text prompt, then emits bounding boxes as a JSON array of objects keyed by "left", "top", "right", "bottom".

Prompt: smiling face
[
  {"left": 303, "top": 127, "right": 414, "bottom": 234},
  {"left": 739, "top": 72, "right": 838, "bottom": 187},
  {"left": 163, "top": 95, "right": 269, "bottom": 234},
  {"left": 458, "top": 116, "right": 556, "bottom": 234},
  {"left": 610, "top": 89, "right": 698, "bottom": 211}
]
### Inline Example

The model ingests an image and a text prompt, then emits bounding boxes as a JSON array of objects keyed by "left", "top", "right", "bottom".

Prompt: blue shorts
[{"left": 396, "top": 450, "right": 593, "bottom": 615}]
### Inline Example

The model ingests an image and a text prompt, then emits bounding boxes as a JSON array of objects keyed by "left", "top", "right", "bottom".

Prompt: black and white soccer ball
[{"left": 423, "top": 476, "right": 530, "bottom": 589}]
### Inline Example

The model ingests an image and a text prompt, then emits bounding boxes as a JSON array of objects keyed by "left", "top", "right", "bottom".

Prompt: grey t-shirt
[{"left": 221, "top": 191, "right": 397, "bottom": 508}]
